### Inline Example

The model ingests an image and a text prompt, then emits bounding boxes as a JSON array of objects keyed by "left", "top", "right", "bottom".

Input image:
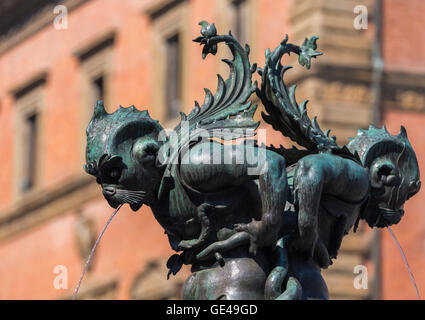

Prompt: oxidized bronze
[{"left": 84, "top": 22, "right": 421, "bottom": 299}]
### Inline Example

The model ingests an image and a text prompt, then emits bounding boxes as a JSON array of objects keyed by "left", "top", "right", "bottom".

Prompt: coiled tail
[{"left": 265, "top": 237, "right": 302, "bottom": 300}]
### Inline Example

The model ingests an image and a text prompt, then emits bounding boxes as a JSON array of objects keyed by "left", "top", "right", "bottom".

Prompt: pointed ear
[
  {"left": 398, "top": 125, "right": 408, "bottom": 139},
  {"left": 132, "top": 138, "right": 159, "bottom": 166}
]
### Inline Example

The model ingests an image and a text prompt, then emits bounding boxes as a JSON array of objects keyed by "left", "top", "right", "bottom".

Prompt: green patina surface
[{"left": 84, "top": 21, "right": 421, "bottom": 300}]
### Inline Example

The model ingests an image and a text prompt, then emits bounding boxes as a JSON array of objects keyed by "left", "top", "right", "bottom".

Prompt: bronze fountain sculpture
[{"left": 83, "top": 22, "right": 421, "bottom": 300}]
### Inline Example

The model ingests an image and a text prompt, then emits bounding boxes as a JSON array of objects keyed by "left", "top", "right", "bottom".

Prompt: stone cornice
[
  {"left": 283, "top": 62, "right": 425, "bottom": 113},
  {"left": 0, "top": 174, "right": 100, "bottom": 243},
  {"left": 9, "top": 70, "right": 48, "bottom": 97},
  {"left": 0, "top": 0, "right": 90, "bottom": 56},
  {"left": 382, "top": 72, "right": 425, "bottom": 112},
  {"left": 144, "top": 0, "right": 187, "bottom": 20},
  {"left": 284, "top": 62, "right": 373, "bottom": 85},
  {"left": 72, "top": 29, "right": 116, "bottom": 60}
]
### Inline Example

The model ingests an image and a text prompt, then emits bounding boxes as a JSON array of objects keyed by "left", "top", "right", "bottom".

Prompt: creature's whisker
[
  {"left": 127, "top": 191, "right": 146, "bottom": 196},
  {"left": 110, "top": 189, "right": 145, "bottom": 204},
  {"left": 128, "top": 195, "right": 145, "bottom": 201},
  {"left": 127, "top": 195, "right": 145, "bottom": 204},
  {"left": 127, "top": 198, "right": 140, "bottom": 204},
  {"left": 117, "top": 190, "right": 145, "bottom": 196},
  {"left": 117, "top": 193, "right": 131, "bottom": 204},
  {"left": 124, "top": 192, "right": 145, "bottom": 203},
  {"left": 126, "top": 191, "right": 144, "bottom": 196},
  {"left": 127, "top": 190, "right": 146, "bottom": 194},
  {"left": 122, "top": 195, "right": 131, "bottom": 203},
  {"left": 127, "top": 192, "right": 145, "bottom": 199}
]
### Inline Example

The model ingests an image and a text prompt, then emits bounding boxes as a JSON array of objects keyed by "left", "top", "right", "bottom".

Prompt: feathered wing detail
[
  {"left": 164, "top": 21, "right": 259, "bottom": 166},
  {"left": 257, "top": 35, "right": 357, "bottom": 161}
]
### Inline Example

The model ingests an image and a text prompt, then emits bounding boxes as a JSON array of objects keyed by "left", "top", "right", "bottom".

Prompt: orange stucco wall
[
  {"left": 381, "top": 110, "right": 425, "bottom": 299},
  {"left": 0, "top": 0, "right": 424, "bottom": 300},
  {"left": 0, "top": 0, "right": 292, "bottom": 299},
  {"left": 380, "top": 0, "right": 425, "bottom": 299}
]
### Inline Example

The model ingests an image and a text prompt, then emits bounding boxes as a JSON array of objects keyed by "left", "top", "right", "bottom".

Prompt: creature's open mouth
[
  {"left": 105, "top": 197, "right": 143, "bottom": 211},
  {"left": 376, "top": 207, "right": 404, "bottom": 227},
  {"left": 103, "top": 188, "right": 146, "bottom": 211}
]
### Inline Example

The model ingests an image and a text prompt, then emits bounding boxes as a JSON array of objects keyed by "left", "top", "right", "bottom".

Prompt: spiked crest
[
  {"left": 347, "top": 125, "right": 416, "bottom": 168},
  {"left": 85, "top": 100, "right": 163, "bottom": 173}
]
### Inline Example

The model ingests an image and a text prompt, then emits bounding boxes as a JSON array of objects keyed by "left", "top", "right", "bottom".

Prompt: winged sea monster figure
[{"left": 84, "top": 21, "right": 421, "bottom": 300}]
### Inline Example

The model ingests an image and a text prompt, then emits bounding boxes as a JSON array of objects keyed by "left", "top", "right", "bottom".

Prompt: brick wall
[
  {"left": 380, "top": 0, "right": 425, "bottom": 299},
  {"left": 0, "top": 0, "right": 424, "bottom": 300}
]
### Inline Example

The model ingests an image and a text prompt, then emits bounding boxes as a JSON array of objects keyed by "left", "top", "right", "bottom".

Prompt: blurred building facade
[{"left": 0, "top": 0, "right": 424, "bottom": 299}]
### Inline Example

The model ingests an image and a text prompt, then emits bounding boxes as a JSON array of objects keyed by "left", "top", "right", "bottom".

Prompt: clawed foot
[
  {"left": 177, "top": 203, "right": 213, "bottom": 251},
  {"left": 196, "top": 231, "right": 250, "bottom": 262},
  {"left": 234, "top": 219, "right": 267, "bottom": 256},
  {"left": 177, "top": 239, "right": 200, "bottom": 251}
]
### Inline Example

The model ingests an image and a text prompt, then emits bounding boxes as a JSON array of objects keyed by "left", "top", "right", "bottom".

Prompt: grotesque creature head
[
  {"left": 85, "top": 101, "right": 165, "bottom": 211},
  {"left": 348, "top": 125, "right": 421, "bottom": 228}
]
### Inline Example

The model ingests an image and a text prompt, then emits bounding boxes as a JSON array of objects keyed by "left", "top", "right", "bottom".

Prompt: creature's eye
[{"left": 109, "top": 168, "right": 122, "bottom": 180}]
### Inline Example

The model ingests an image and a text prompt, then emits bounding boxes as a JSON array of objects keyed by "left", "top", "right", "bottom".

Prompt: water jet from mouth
[
  {"left": 387, "top": 226, "right": 421, "bottom": 300},
  {"left": 72, "top": 204, "right": 123, "bottom": 300}
]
